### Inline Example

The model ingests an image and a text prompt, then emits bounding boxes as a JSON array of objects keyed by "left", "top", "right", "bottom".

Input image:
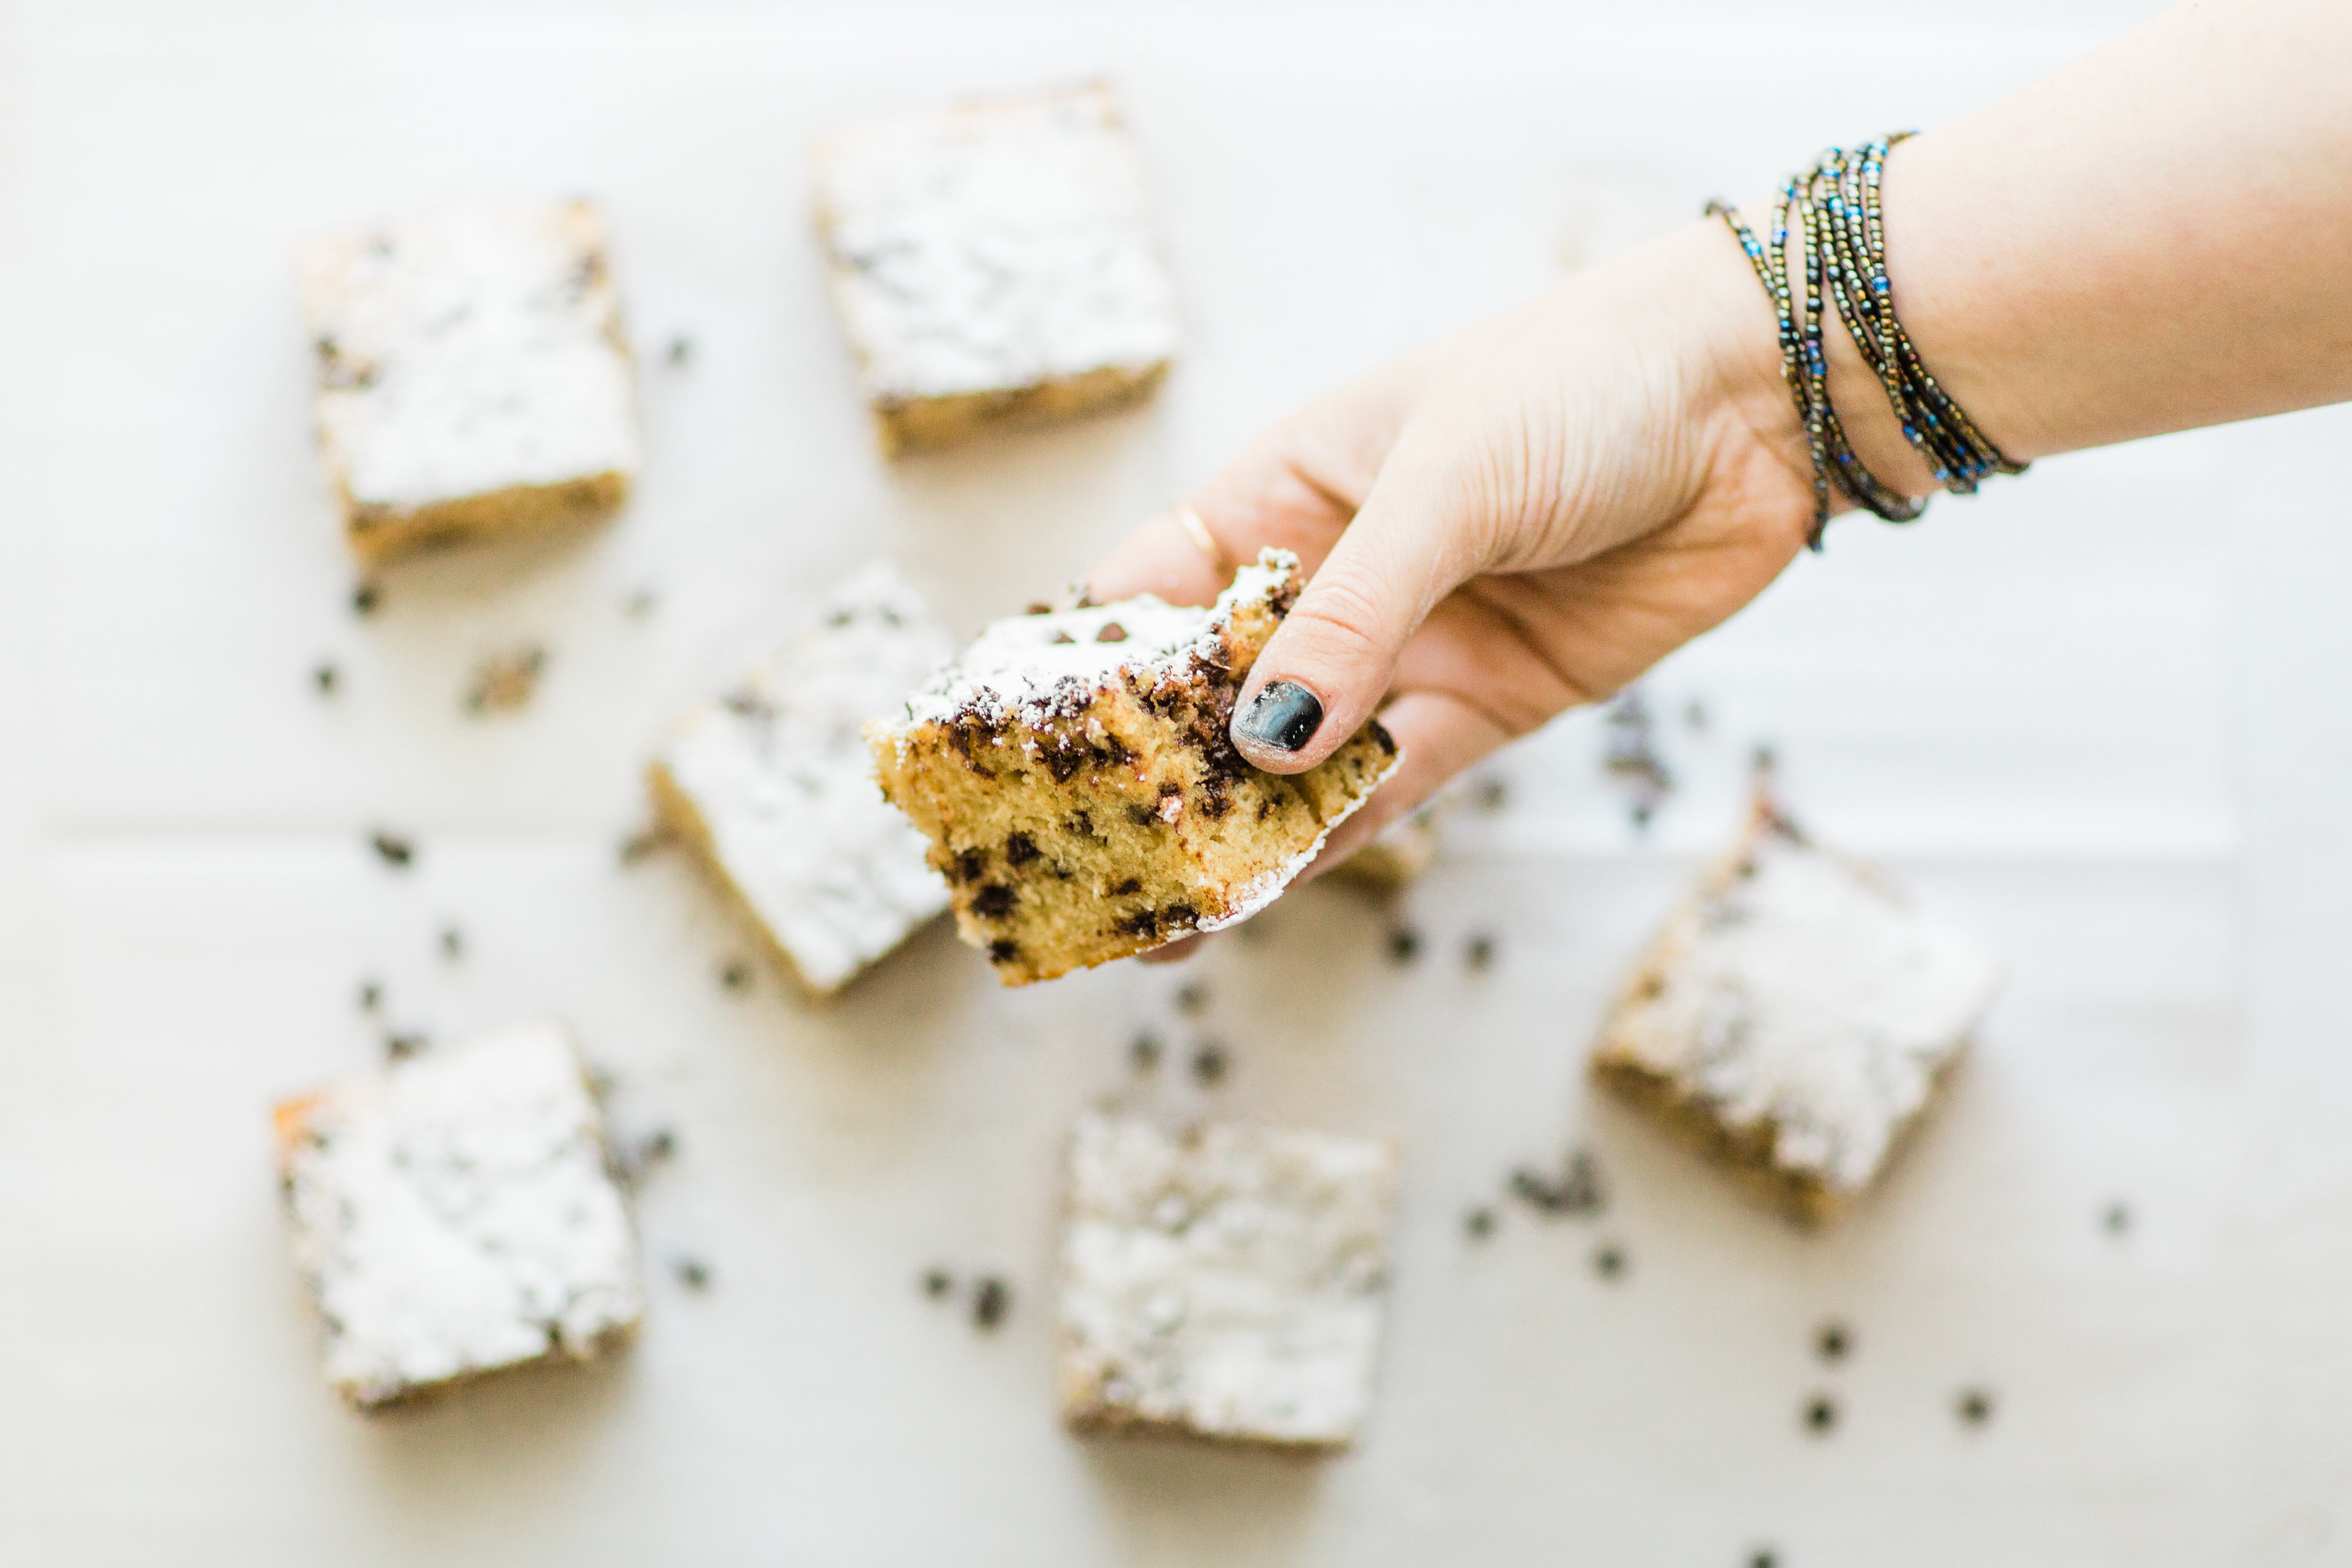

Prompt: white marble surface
[{"left": 5, "top": 1, "right": 2342, "bottom": 1563}]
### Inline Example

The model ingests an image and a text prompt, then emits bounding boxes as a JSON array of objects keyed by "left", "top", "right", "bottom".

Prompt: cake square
[
  {"left": 1590, "top": 803, "right": 2001, "bottom": 1224},
  {"left": 297, "top": 199, "right": 640, "bottom": 564},
  {"left": 650, "top": 561, "right": 955, "bottom": 995},
  {"left": 868, "top": 549, "right": 1400, "bottom": 986},
  {"left": 1057, "top": 1112, "right": 1399, "bottom": 1450},
  {"left": 812, "top": 82, "right": 1180, "bottom": 454},
  {"left": 272, "top": 1021, "right": 644, "bottom": 1409}
]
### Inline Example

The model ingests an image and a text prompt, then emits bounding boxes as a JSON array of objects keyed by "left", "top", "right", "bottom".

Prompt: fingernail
[{"left": 1234, "top": 681, "right": 1324, "bottom": 753}]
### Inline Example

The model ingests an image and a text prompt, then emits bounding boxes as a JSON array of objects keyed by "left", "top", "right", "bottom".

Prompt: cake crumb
[{"left": 464, "top": 645, "right": 549, "bottom": 715}]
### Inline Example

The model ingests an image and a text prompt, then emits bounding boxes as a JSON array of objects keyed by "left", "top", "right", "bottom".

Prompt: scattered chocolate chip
[
  {"left": 314, "top": 661, "right": 339, "bottom": 696},
  {"left": 1686, "top": 698, "right": 1710, "bottom": 731},
  {"left": 2102, "top": 1201, "right": 2132, "bottom": 1235},
  {"left": 972, "top": 883, "right": 1016, "bottom": 918},
  {"left": 972, "top": 1275, "right": 1011, "bottom": 1330},
  {"left": 1593, "top": 1243, "right": 1627, "bottom": 1281},
  {"left": 1025, "top": 602, "right": 1054, "bottom": 616},
  {"left": 1815, "top": 1321, "right": 1853, "bottom": 1362},
  {"left": 923, "top": 1268, "right": 955, "bottom": 1299},
  {"left": 352, "top": 581, "right": 382, "bottom": 617},
  {"left": 357, "top": 980, "right": 382, "bottom": 1012},
  {"left": 1130, "top": 1032, "right": 1162, "bottom": 1071},
  {"left": 1955, "top": 1387, "right": 1994, "bottom": 1427},
  {"left": 720, "top": 959, "right": 752, "bottom": 992},
  {"left": 1096, "top": 621, "right": 1128, "bottom": 644},
  {"left": 463, "top": 644, "right": 549, "bottom": 715},
  {"left": 1473, "top": 776, "right": 1509, "bottom": 813},
  {"left": 1111, "top": 877, "right": 1141, "bottom": 896},
  {"left": 1388, "top": 926, "right": 1422, "bottom": 964},
  {"left": 385, "top": 1032, "right": 427, "bottom": 1060},
  {"left": 1752, "top": 742, "right": 1779, "bottom": 778},
  {"left": 638, "top": 1128, "right": 678, "bottom": 1165},
  {"left": 625, "top": 587, "right": 657, "bottom": 619},
  {"left": 987, "top": 939, "right": 1019, "bottom": 964},
  {"left": 1803, "top": 1394, "right": 1837, "bottom": 1435},
  {"left": 440, "top": 926, "right": 463, "bottom": 960},
  {"left": 666, "top": 335, "right": 692, "bottom": 367},
  {"left": 1174, "top": 982, "right": 1209, "bottom": 1015},
  {"left": 618, "top": 825, "right": 668, "bottom": 865},
  {"left": 1464, "top": 1207, "right": 1497, "bottom": 1240},
  {"left": 1192, "top": 1041, "right": 1229, "bottom": 1085},
  {"left": 674, "top": 1256, "right": 712, "bottom": 1290},
  {"left": 1750, "top": 1550, "right": 1778, "bottom": 1568},
  {"left": 370, "top": 831, "right": 414, "bottom": 868},
  {"left": 1005, "top": 832, "right": 1039, "bottom": 865},
  {"left": 1464, "top": 932, "right": 1497, "bottom": 972}
]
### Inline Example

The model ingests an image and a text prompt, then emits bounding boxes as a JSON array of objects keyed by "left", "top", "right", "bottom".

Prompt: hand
[{"left": 1087, "top": 220, "right": 1819, "bottom": 907}]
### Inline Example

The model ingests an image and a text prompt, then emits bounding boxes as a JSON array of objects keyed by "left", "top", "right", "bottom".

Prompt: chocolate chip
[
  {"left": 971, "top": 1275, "right": 1011, "bottom": 1330},
  {"left": 1192, "top": 1041, "right": 1228, "bottom": 1085},
  {"left": 1112, "top": 877, "right": 1141, "bottom": 896},
  {"left": 314, "top": 661, "right": 338, "bottom": 695},
  {"left": 1803, "top": 1394, "right": 1837, "bottom": 1435},
  {"left": 1593, "top": 1243, "right": 1626, "bottom": 1281},
  {"left": 2102, "top": 1201, "right": 2131, "bottom": 1235},
  {"left": 1464, "top": 1207, "right": 1497, "bottom": 1240},
  {"left": 972, "top": 884, "right": 1016, "bottom": 919},
  {"left": 440, "top": 926, "right": 463, "bottom": 960},
  {"left": 625, "top": 587, "right": 657, "bottom": 619},
  {"left": 952, "top": 847, "right": 987, "bottom": 883},
  {"left": 1096, "top": 621, "right": 1128, "bottom": 644},
  {"left": 385, "top": 1032, "right": 426, "bottom": 1060},
  {"left": 987, "top": 939, "right": 1019, "bottom": 964},
  {"left": 1749, "top": 1550, "right": 1778, "bottom": 1568},
  {"left": 1473, "top": 776, "right": 1509, "bottom": 813},
  {"left": 1508, "top": 1149, "right": 1607, "bottom": 1217},
  {"left": 720, "top": 959, "right": 752, "bottom": 992},
  {"left": 1685, "top": 698, "right": 1710, "bottom": 731},
  {"left": 1752, "top": 742, "right": 1778, "bottom": 777},
  {"left": 352, "top": 582, "right": 381, "bottom": 616},
  {"left": 1173, "top": 983, "right": 1208, "bottom": 1015},
  {"left": 370, "top": 832, "right": 414, "bottom": 868},
  {"left": 1816, "top": 1321, "right": 1853, "bottom": 1362},
  {"left": 1955, "top": 1388, "right": 1994, "bottom": 1427},
  {"left": 1163, "top": 901, "right": 1200, "bottom": 929},
  {"left": 1388, "top": 927, "right": 1421, "bottom": 964},
  {"left": 1464, "top": 932, "right": 1497, "bottom": 972},
  {"left": 638, "top": 1128, "right": 678, "bottom": 1164},
  {"left": 923, "top": 1268, "right": 953, "bottom": 1299},
  {"left": 1005, "top": 832, "right": 1039, "bottom": 865},
  {"left": 357, "top": 981, "right": 381, "bottom": 1012},
  {"left": 1130, "top": 1032, "right": 1162, "bottom": 1071},
  {"left": 674, "top": 1257, "right": 711, "bottom": 1290},
  {"left": 666, "top": 335, "right": 692, "bottom": 366}
]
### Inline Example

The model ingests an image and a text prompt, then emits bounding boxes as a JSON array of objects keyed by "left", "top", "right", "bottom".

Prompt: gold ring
[{"left": 1171, "top": 504, "right": 1228, "bottom": 576}]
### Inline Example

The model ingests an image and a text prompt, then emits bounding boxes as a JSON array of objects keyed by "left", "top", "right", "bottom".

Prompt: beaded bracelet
[{"left": 1708, "top": 135, "right": 2025, "bottom": 548}]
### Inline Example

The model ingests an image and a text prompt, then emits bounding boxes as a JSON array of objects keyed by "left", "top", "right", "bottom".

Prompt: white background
[{"left": 4, "top": 1, "right": 2346, "bottom": 1563}]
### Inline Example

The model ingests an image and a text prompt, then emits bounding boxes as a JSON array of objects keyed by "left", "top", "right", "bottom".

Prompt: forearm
[{"left": 1782, "top": 0, "right": 2352, "bottom": 498}]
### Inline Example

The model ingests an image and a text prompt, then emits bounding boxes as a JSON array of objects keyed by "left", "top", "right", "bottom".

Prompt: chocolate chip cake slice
[
  {"left": 1057, "top": 1111, "right": 1399, "bottom": 1450},
  {"left": 1590, "top": 800, "right": 2001, "bottom": 1224},
  {"left": 649, "top": 561, "right": 955, "bottom": 996},
  {"left": 867, "top": 549, "right": 1400, "bottom": 985},
  {"left": 297, "top": 199, "right": 640, "bottom": 564},
  {"left": 811, "top": 81, "right": 1180, "bottom": 454},
  {"left": 272, "top": 1021, "right": 645, "bottom": 1410}
]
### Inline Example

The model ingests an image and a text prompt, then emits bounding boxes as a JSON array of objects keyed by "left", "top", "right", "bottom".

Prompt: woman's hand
[{"left": 1088, "top": 220, "right": 1819, "bottom": 877}]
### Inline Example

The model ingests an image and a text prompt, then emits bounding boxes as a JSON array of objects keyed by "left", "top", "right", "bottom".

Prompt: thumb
[{"left": 1228, "top": 431, "right": 1486, "bottom": 772}]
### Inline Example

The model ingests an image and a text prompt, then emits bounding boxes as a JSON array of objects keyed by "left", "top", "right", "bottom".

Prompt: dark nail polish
[{"left": 1235, "top": 681, "right": 1323, "bottom": 753}]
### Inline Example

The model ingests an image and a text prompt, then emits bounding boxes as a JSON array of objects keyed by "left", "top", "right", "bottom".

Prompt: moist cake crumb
[
  {"left": 870, "top": 549, "right": 1399, "bottom": 985},
  {"left": 1056, "top": 1111, "right": 1399, "bottom": 1450},
  {"left": 273, "top": 1020, "right": 644, "bottom": 1409},
  {"left": 297, "top": 200, "right": 639, "bottom": 564},
  {"left": 811, "top": 82, "right": 1180, "bottom": 454},
  {"left": 1590, "top": 797, "right": 1999, "bottom": 1225},
  {"left": 652, "top": 561, "right": 954, "bottom": 996}
]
